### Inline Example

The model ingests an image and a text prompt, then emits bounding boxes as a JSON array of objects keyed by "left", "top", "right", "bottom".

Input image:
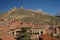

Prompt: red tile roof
[{"left": 39, "top": 34, "right": 58, "bottom": 40}]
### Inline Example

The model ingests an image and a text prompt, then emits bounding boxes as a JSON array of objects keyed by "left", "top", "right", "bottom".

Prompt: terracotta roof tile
[{"left": 39, "top": 34, "right": 58, "bottom": 40}]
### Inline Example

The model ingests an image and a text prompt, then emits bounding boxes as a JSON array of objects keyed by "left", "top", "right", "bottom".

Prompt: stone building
[{"left": 0, "top": 18, "right": 59, "bottom": 40}]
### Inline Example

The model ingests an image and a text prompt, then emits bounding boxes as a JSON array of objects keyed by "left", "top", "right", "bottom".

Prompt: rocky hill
[{"left": 0, "top": 7, "right": 59, "bottom": 25}]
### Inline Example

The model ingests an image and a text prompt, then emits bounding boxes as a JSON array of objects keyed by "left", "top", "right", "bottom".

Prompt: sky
[{"left": 0, "top": 0, "right": 60, "bottom": 15}]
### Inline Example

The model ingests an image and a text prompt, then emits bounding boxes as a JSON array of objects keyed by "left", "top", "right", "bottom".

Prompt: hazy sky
[{"left": 0, "top": 0, "right": 60, "bottom": 15}]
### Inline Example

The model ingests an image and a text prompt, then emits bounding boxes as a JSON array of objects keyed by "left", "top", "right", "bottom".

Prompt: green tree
[{"left": 16, "top": 27, "right": 31, "bottom": 40}]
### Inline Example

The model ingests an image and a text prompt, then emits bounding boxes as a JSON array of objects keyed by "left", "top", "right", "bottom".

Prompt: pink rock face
[
  {"left": 3, "top": 34, "right": 16, "bottom": 40},
  {"left": 0, "top": 26, "right": 16, "bottom": 40}
]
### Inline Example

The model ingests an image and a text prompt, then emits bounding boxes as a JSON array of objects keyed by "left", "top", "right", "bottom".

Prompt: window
[
  {"left": 33, "top": 30, "right": 39, "bottom": 34},
  {"left": 12, "top": 32, "right": 14, "bottom": 35},
  {"left": 16, "top": 31, "right": 20, "bottom": 33},
  {"left": 10, "top": 29, "right": 15, "bottom": 31},
  {"left": 41, "top": 31, "right": 43, "bottom": 34},
  {"left": 39, "top": 37, "right": 42, "bottom": 40},
  {"left": 0, "top": 38, "right": 2, "bottom": 40}
]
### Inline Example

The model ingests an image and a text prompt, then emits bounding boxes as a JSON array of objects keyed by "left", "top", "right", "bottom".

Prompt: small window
[
  {"left": 12, "top": 32, "right": 14, "bottom": 35},
  {"left": 41, "top": 31, "right": 43, "bottom": 34},
  {"left": 21, "top": 23, "right": 23, "bottom": 25},
  {"left": 0, "top": 38, "right": 2, "bottom": 40},
  {"left": 16, "top": 31, "right": 20, "bottom": 33},
  {"left": 39, "top": 37, "right": 42, "bottom": 40},
  {"left": 10, "top": 29, "right": 15, "bottom": 31}
]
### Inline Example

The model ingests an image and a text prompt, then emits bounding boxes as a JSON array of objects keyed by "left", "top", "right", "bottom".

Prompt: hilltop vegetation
[{"left": 0, "top": 7, "right": 60, "bottom": 26}]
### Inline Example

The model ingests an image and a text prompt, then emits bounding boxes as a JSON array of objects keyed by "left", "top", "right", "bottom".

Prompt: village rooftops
[{"left": 39, "top": 34, "right": 58, "bottom": 40}]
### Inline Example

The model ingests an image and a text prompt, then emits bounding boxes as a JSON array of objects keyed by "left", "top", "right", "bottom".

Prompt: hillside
[{"left": 0, "top": 7, "right": 59, "bottom": 25}]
